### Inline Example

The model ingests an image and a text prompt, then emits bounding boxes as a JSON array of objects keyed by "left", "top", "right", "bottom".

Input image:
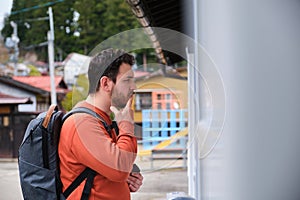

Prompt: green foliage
[
  {"left": 1, "top": 0, "right": 76, "bottom": 60},
  {"left": 74, "top": 0, "right": 141, "bottom": 54},
  {"left": 175, "top": 60, "right": 188, "bottom": 67},
  {"left": 27, "top": 64, "right": 41, "bottom": 76},
  {"left": 61, "top": 74, "right": 88, "bottom": 111},
  {"left": 1, "top": 0, "right": 141, "bottom": 60},
  {"left": 61, "top": 90, "right": 73, "bottom": 111}
]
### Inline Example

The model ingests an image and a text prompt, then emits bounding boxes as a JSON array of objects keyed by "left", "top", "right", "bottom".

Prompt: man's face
[{"left": 111, "top": 63, "right": 136, "bottom": 109}]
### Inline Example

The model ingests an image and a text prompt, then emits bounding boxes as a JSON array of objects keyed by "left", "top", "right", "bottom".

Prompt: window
[
  {"left": 165, "top": 93, "right": 173, "bottom": 109},
  {"left": 135, "top": 94, "right": 141, "bottom": 111},
  {"left": 3, "top": 116, "right": 9, "bottom": 127},
  {"left": 166, "top": 103, "right": 171, "bottom": 109},
  {"left": 157, "top": 103, "right": 162, "bottom": 109},
  {"left": 152, "top": 91, "right": 179, "bottom": 110},
  {"left": 36, "top": 95, "right": 49, "bottom": 112},
  {"left": 135, "top": 92, "right": 152, "bottom": 111},
  {"left": 166, "top": 93, "right": 171, "bottom": 100},
  {"left": 157, "top": 94, "right": 162, "bottom": 100}
]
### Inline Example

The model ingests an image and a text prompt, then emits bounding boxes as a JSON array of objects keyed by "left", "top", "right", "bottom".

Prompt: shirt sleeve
[{"left": 68, "top": 114, "right": 137, "bottom": 182}]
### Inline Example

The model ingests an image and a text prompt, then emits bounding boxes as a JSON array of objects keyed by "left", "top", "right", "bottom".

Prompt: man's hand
[
  {"left": 127, "top": 172, "right": 143, "bottom": 192},
  {"left": 110, "top": 97, "right": 134, "bottom": 124}
]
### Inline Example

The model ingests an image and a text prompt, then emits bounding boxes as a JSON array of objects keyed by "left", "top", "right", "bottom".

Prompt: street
[
  {"left": 0, "top": 158, "right": 189, "bottom": 200},
  {"left": 0, "top": 160, "right": 23, "bottom": 200}
]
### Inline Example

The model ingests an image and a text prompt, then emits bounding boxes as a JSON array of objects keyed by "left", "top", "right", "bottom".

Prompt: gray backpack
[{"left": 18, "top": 104, "right": 114, "bottom": 200}]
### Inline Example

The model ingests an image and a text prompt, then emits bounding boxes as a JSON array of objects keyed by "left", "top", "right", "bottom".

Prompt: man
[{"left": 59, "top": 48, "right": 143, "bottom": 199}]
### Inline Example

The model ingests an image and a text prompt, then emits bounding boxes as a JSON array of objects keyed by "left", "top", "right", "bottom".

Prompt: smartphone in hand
[{"left": 131, "top": 163, "right": 140, "bottom": 173}]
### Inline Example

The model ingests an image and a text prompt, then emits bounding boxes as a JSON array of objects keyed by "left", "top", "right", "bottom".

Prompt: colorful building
[
  {"left": 134, "top": 69, "right": 188, "bottom": 123},
  {"left": 133, "top": 69, "right": 188, "bottom": 147}
]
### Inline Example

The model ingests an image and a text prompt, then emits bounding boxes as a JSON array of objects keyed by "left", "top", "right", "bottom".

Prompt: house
[
  {"left": 0, "top": 75, "right": 68, "bottom": 112},
  {"left": 62, "top": 53, "right": 91, "bottom": 86},
  {"left": 0, "top": 92, "right": 33, "bottom": 158},
  {"left": 133, "top": 68, "right": 188, "bottom": 123},
  {"left": 0, "top": 75, "right": 68, "bottom": 158},
  {"left": 133, "top": 68, "right": 188, "bottom": 142}
]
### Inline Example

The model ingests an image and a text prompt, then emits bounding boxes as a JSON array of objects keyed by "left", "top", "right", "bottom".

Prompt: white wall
[
  {"left": 190, "top": 0, "right": 300, "bottom": 200},
  {"left": 0, "top": 83, "right": 37, "bottom": 112}
]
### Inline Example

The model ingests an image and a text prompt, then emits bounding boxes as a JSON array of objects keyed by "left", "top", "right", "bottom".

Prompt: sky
[{"left": 0, "top": 0, "right": 13, "bottom": 29}]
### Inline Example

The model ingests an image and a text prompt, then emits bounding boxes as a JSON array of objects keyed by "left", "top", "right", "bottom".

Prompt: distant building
[
  {"left": 0, "top": 75, "right": 68, "bottom": 112},
  {"left": 132, "top": 68, "right": 188, "bottom": 140},
  {"left": 62, "top": 53, "right": 91, "bottom": 86},
  {"left": 134, "top": 68, "right": 188, "bottom": 123},
  {"left": 0, "top": 92, "right": 33, "bottom": 158}
]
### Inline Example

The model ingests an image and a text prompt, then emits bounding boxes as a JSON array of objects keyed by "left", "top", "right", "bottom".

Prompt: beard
[{"left": 111, "top": 87, "right": 132, "bottom": 109}]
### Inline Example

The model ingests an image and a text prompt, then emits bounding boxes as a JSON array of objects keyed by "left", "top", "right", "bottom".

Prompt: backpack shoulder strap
[
  {"left": 62, "top": 107, "right": 112, "bottom": 138},
  {"left": 61, "top": 107, "right": 112, "bottom": 200},
  {"left": 62, "top": 167, "right": 95, "bottom": 199}
]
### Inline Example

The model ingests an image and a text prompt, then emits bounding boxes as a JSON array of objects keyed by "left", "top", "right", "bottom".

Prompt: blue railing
[{"left": 142, "top": 109, "right": 188, "bottom": 149}]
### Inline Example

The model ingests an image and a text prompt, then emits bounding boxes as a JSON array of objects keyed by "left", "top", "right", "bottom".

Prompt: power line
[
  {"left": 25, "top": 17, "right": 49, "bottom": 22},
  {"left": 10, "top": 0, "right": 64, "bottom": 15}
]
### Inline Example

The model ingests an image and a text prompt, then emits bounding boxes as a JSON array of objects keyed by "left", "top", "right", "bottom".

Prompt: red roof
[
  {"left": 13, "top": 76, "right": 68, "bottom": 93},
  {"left": 0, "top": 92, "right": 32, "bottom": 104}
]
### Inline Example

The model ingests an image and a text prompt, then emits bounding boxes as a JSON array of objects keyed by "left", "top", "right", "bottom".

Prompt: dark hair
[{"left": 88, "top": 48, "right": 135, "bottom": 94}]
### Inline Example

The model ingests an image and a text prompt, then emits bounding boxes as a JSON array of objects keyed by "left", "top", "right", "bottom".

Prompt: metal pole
[
  {"left": 186, "top": 48, "right": 196, "bottom": 197},
  {"left": 48, "top": 7, "right": 57, "bottom": 105},
  {"left": 10, "top": 21, "right": 19, "bottom": 76}
]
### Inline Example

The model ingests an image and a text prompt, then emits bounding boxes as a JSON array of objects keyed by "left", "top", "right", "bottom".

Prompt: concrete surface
[
  {"left": 0, "top": 156, "right": 189, "bottom": 200},
  {"left": 0, "top": 160, "right": 23, "bottom": 200}
]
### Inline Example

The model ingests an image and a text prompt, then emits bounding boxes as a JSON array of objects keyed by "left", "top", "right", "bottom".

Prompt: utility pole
[
  {"left": 10, "top": 21, "right": 19, "bottom": 76},
  {"left": 48, "top": 7, "right": 57, "bottom": 105}
]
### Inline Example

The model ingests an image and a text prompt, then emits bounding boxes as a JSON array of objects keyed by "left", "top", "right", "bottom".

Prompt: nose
[{"left": 131, "top": 80, "right": 137, "bottom": 90}]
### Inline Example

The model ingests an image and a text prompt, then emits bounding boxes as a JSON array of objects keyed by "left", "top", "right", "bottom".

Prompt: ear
[{"left": 99, "top": 76, "right": 113, "bottom": 92}]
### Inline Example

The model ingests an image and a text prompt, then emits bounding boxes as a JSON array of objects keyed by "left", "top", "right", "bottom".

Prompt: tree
[
  {"left": 61, "top": 74, "right": 88, "bottom": 111},
  {"left": 1, "top": 0, "right": 141, "bottom": 61},
  {"left": 1, "top": 0, "right": 76, "bottom": 61},
  {"left": 28, "top": 64, "right": 41, "bottom": 76},
  {"left": 52, "top": 0, "right": 78, "bottom": 60},
  {"left": 101, "top": 0, "right": 140, "bottom": 41},
  {"left": 73, "top": 0, "right": 141, "bottom": 54}
]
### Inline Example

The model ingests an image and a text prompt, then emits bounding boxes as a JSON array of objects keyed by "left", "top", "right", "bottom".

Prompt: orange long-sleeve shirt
[{"left": 58, "top": 101, "right": 137, "bottom": 200}]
